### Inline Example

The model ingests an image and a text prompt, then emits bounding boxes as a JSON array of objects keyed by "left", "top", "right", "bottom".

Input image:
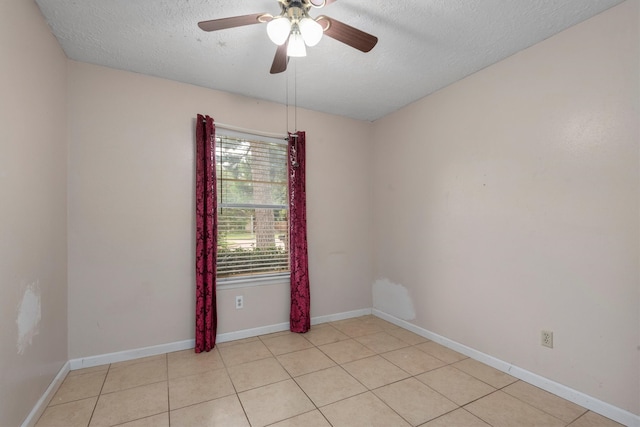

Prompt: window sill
[{"left": 217, "top": 273, "right": 290, "bottom": 290}]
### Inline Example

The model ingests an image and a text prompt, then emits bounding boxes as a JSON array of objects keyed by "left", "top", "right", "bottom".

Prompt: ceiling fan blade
[
  {"left": 198, "top": 13, "right": 270, "bottom": 32},
  {"left": 270, "top": 42, "right": 289, "bottom": 74},
  {"left": 317, "top": 15, "right": 378, "bottom": 52}
]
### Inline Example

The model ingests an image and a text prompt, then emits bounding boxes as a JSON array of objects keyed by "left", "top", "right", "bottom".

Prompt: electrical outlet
[
  {"left": 235, "top": 295, "right": 244, "bottom": 309},
  {"left": 541, "top": 330, "right": 553, "bottom": 348}
]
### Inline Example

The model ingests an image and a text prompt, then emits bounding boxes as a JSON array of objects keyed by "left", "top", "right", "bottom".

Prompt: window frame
[{"left": 214, "top": 129, "right": 290, "bottom": 288}]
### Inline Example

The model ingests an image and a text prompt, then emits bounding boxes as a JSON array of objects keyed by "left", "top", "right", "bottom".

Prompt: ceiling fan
[{"left": 198, "top": 0, "right": 378, "bottom": 74}]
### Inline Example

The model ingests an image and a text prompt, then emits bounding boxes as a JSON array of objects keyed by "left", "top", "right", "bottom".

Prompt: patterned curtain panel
[
  {"left": 195, "top": 114, "right": 218, "bottom": 352},
  {"left": 288, "top": 131, "right": 310, "bottom": 333}
]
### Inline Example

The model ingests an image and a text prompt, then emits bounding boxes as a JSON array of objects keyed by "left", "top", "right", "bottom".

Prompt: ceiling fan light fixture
[
  {"left": 299, "top": 17, "right": 323, "bottom": 46},
  {"left": 266, "top": 16, "right": 291, "bottom": 45},
  {"left": 287, "top": 29, "right": 307, "bottom": 57},
  {"left": 197, "top": 0, "right": 379, "bottom": 74}
]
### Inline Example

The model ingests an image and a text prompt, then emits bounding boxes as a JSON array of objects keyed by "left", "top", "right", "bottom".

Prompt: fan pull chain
[{"left": 285, "top": 57, "right": 298, "bottom": 135}]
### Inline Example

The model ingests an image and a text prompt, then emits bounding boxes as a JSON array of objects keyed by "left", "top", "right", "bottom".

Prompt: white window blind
[{"left": 216, "top": 132, "right": 289, "bottom": 279}]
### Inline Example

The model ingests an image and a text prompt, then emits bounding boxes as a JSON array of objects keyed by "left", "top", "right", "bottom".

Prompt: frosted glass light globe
[
  {"left": 267, "top": 17, "right": 291, "bottom": 45},
  {"left": 299, "top": 17, "right": 323, "bottom": 47},
  {"left": 287, "top": 31, "right": 307, "bottom": 57}
]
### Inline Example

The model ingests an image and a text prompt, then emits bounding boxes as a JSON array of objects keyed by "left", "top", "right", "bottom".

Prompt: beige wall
[
  {"left": 0, "top": 0, "right": 68, "bottom": 425},
  {"left": 67, "top": 61, "right": 374, "bottom": 358},
  {"left": 372, "top": 1, "right": 639, "bottom": 415}
]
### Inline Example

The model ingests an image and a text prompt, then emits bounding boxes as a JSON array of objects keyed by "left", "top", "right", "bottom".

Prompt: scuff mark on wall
[
  {"left": 372, "top": 278, "right": 416, "bottom": 321},
  {"left": 16, "top": 280, "right": 41, "bottom": 355}
]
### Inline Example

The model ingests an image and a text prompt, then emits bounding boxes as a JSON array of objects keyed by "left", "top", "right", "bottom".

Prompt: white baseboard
[
  {"left": 67, "top": 307, "right": 371, "bottom": 370},
  {"left": 217, "top": 322, "right": 290, "bottom": 343},
  {"left": 312, "top": 308, "right": 372, "bottom": 325},
  {"left": 69, "top": 339, "right": 196, "bottom": 370},
  {"left": 215, "top": 308, "right": 372, "bottom": 342},
  {"left": 21, "top": 361, "right": 70, "bottom": 427},
  {"left": 372, "top": 309, "right": 640, "bottom": 427}
]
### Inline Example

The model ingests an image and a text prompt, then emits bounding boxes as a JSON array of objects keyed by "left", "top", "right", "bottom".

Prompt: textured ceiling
[{"left": 36, "top": 0, "right": 623, "bottom": 121}]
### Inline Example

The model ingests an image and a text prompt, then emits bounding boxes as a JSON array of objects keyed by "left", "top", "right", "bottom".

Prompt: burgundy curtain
[
  {"left": 195, "top": 114, "right": 217, "bottom": 352},
  {"left": 288, "top": 131, "right": 310, "bottom": 333}
]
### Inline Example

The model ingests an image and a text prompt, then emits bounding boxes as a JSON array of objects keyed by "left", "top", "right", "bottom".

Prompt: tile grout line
[
  {"left": 495, "top": 382, "right": 589, "bottom": 426},
  {"left": 259, "top": 331, "right": 325, "bottom": 426},
  {"left": 220, "top": 346, "right": 253, "bottom": 426},
  {"left": 86, "top": 362, "right": 111, "bottom": 427},
  {"left": 40, "top": 369, "right": 108, "bottom": 409}
]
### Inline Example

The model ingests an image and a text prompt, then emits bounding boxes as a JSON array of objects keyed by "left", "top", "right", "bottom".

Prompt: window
[{"left": 216, "top": 130, "right": 289, "bottom": 282}]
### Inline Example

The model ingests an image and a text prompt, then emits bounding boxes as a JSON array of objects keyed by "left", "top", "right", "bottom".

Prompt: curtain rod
[{"left": 203, "top": 120, "right": 289, "bottom": 140}]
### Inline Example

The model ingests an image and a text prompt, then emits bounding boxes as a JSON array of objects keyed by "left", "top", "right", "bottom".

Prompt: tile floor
[{"left": 35, "top": 316, "right": 624, "bottom": 427}]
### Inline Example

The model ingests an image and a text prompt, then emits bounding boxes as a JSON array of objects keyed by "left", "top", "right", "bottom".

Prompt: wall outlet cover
[{"left": 541, "top": 330, "right": 553, "bottom": 348}]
